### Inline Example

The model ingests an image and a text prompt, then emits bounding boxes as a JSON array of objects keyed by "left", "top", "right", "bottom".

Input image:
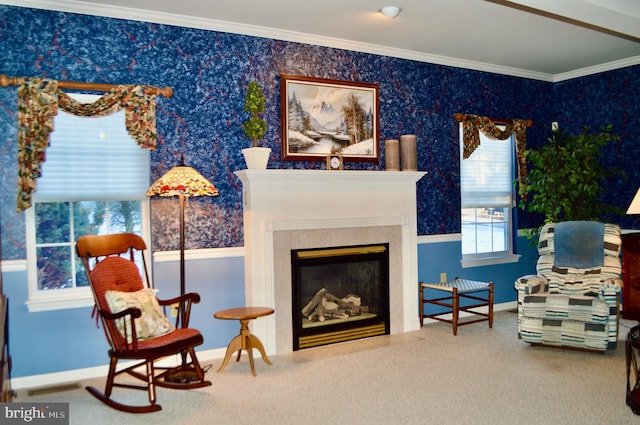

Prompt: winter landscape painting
[{"left": 280, "top": 75, "right": 379, "bottom": 162}]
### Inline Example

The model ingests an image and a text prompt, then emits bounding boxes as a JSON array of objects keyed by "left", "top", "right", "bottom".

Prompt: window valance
[
  {"left": 5, "top": 76, "right": 168, "bottom": 211},
  {"left": 456, "top": 113, "right": 532, "bottom": 199}
]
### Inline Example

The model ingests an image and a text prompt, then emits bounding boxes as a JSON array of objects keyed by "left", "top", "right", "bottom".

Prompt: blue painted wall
[
  {"left": 3, "top": 269, "right": 110, "bottom": 376},
  {"left": 0, "top": 5, "right": 638, "bottom": 380},
  {"left": 418, "top": 235, "right": 539, "bottom": 316},
  {"left": 152, "top": 255, "right": 247, "bottom": 354}
]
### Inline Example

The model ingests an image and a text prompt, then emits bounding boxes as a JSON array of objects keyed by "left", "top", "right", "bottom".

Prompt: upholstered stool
[{"left": 420, "top": 278, "right": 494, "bottom": 335}]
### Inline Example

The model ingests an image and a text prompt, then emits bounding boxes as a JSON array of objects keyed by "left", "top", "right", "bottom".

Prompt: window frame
[
  {"left": 25, "top": 202, "right": 151, "bottom": 312},
  {"left": 460, "top": 123, "right": 520, "bottom": 268},
  {"left": 25, "top": 92, "right": 152, "bottom": 312}
]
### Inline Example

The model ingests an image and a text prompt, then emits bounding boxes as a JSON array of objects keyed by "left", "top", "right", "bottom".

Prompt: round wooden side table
[{"left": 213, "top": 306, "right": 274, "bottom": 377}]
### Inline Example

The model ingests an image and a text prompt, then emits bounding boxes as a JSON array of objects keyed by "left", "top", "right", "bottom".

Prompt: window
[
  {"left": 460, "top": 123, "right": 519, "bottom": 267},
  {"left": 26, "top": 93, "right": 151, "bottom": 312}
]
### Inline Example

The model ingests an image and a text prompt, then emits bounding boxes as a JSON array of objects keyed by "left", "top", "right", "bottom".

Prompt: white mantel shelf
[
  {"left": 235, "top": 169, "right": 426, "bottom": 188},
  {"left": 235, "top": 169, "right": 427, "bottom": 183},
  {"left": 236, "top": 168, "right": 426, "bottom": 182},
  {"left": 234, "top": 169, "right": 427, "bottom": 354},
  {"left": 235, "top": 169, "right": 426, "bottom": 215}
]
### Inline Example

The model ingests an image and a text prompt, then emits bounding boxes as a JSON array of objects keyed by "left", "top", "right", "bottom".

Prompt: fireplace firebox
[{"left": 291, "top": 244, "right": 390, "bottom": 350}]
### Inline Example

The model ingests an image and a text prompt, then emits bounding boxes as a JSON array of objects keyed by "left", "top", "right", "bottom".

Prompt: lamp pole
[{"left": 179, "top": 192, "right": 186, "bottom": 327}]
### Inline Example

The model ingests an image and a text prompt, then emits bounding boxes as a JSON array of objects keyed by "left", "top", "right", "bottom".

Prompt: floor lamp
[{"left": 146, "top": 158, "right": 219, "bottom": 382}]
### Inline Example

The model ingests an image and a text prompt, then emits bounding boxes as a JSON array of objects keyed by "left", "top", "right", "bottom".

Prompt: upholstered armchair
[{"left": 515, "top": 221, "right": 622, "bottom": 351}]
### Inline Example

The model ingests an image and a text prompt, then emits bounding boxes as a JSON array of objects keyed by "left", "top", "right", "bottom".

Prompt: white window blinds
[
  {"left": 460, "top": 125, "right": 514, "bottom": 208},
  {"left": 34, "top": 93, "right": 150, "bottom": 202}
]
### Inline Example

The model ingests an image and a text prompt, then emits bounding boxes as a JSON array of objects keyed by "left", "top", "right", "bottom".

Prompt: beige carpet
[{"left": 16, "top": 311, "right": 640, "bottom": 425}]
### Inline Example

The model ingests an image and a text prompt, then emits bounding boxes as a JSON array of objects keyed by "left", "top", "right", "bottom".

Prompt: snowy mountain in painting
[
  {"left": 312, "top": 101, "right": 335, "bottom": 116},
  {"left": 309, "top": 101, "right": 343, "bottom": 129}
]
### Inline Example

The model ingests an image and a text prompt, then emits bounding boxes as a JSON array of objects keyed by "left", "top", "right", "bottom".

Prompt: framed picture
[{"left": 280, "top": 75, "right": 379, "bottom": 163}]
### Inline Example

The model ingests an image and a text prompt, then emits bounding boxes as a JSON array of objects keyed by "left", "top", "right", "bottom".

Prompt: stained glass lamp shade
[
  {"left": 146, "top": 164, "right": 219, "bottom": 198},
  {"left": 628, "top": 188, "right": 640, "bottom": 214}
]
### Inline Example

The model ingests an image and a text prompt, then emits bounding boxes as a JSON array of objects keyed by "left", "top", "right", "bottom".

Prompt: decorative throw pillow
[{"left": 104, "top": 288, "right": 175, "bottom": 343}]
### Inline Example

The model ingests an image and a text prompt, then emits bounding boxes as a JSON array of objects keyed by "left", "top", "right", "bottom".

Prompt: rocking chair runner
[{"left": 76, "top": 233, "right": 211, "bottom": 413}]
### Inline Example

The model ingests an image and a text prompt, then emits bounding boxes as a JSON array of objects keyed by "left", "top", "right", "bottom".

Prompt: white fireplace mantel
[{"left": 235, "top": 169, "right": 426, "bottom": 354}]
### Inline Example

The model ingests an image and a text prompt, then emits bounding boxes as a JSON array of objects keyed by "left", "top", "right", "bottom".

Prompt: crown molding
[
  {"left": 553, "top": 55, "right": 640, "bottom": 82},
  {"left": 5, "top": 0, "right": 636, "bottom": 82}
]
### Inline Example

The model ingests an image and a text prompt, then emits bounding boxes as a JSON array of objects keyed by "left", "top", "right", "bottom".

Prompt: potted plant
[
  {"left": 241, "top": 80, "right": 270, "bottom": 169},
  {"left": 518, "top": 125, "right": 625, "bottom": 234}
]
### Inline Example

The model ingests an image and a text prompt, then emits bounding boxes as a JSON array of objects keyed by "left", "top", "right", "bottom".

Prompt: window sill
[
  {"left": 26, "top": 292, "right": 94, "bottom": 312},
  {"left": 461, "top": 254, "right": 521, "bottom": 268}
]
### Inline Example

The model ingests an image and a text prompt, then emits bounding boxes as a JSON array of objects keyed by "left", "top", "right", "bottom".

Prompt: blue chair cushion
[{"left": 554, "top": 221, "right": 604, "bottom": 268}]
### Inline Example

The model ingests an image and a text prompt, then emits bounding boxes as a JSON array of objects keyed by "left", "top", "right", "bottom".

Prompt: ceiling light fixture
[{"left": 380, "top": 6, "right": 401, "bottom": 18}]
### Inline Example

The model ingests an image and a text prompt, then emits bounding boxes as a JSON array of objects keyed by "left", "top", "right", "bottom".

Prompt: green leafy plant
[
  {"left": 242, "top": 80, "right": 267, "bottom": 147},
  {"left": 519, "top": 125, "right": 625, "bottom": 227}
]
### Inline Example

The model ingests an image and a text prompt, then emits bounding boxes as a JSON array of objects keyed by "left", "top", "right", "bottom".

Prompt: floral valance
[
  {"left": 16, "top": 77, "right": 158, "bottom": 212},
  {"left": 461, "top": 114, "right": 529, "bottom": 199}
]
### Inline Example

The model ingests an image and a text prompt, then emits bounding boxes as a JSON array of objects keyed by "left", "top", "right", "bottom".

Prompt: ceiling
[{"left": 10, "top": 0, "right": 640, "bottom": 81}]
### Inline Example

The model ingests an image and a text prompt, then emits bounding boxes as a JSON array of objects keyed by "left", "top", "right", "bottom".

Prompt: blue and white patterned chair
[{"left": 515, "top": 221, "right": 622, "bottom": 351}]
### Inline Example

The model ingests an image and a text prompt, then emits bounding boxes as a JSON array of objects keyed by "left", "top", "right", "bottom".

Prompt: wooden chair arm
[
  {"left": 157, "top": 292, "right": 201, "bottom": 306},
  {"left": 99, "top": 307, "right": 142, "bottom": 320},
  {"left": 98, "top": 308, "right": 142, "bottom": 350},
  {"left": 157, "top": 293, "right": 201, "bottom": 328}
]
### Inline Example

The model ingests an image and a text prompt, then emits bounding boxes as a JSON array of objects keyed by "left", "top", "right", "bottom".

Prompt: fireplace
[
  {"left": 235, "top": 169, "right": 426, "bottom": 354},
  {"left": 291, "top": 244, "right": 390, "bottom": 349}
]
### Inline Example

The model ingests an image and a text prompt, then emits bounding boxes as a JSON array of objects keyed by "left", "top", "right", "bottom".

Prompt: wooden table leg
[
  {"left": 420, "top": 284, "right": 425, "bottom": 327},
  {"left": 452, "top": 287, "right": 459, "bottom": 336},
  {"left": 244, "top": 333, "right": 257, "bottom": 377},
  {"left": 488, "top": 283, "right": 494, "bottom": 329},
  {"left": 217, "top": 334, "right": 243, "bottom": 373},
  {"left": 249, "top": 334, "right": 273, "bottom": 366}
]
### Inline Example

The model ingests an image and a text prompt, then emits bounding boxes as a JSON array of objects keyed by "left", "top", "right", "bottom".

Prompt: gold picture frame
[{"left": 280, "top": 74, "right": 379, "bottom": 163}]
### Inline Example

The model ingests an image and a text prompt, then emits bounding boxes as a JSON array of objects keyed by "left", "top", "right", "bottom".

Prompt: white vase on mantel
[{"left": 242, "top": 147, "right": 271, "bottom": 170}]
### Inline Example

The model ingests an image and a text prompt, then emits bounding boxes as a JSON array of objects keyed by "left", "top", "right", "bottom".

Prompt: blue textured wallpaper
[
  {"left": 553, "top": 67, "right": 640, "bottom": 228},
  {"left": 1, "top": 5, "right": 637, "bottom": 258}
]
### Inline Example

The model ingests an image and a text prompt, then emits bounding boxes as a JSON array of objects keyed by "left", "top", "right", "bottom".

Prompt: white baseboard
[{"left": 11, "top": 347, "right": 227, "bottom": 391}]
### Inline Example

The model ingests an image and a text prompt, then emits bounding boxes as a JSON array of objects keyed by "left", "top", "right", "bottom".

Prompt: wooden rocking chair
[{"left": 76, "top": 233, "right": 211, "bottom": 413}]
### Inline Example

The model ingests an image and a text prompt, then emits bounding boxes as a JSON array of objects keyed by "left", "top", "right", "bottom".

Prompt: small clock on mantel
[{"left": 326, "top": 153, "right": 344, "bottom": 170}]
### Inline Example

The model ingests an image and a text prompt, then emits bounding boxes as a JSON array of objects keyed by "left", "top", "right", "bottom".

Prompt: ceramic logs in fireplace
[{"left": 291, "top": 244, "right": 390, "bottom": 350}]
